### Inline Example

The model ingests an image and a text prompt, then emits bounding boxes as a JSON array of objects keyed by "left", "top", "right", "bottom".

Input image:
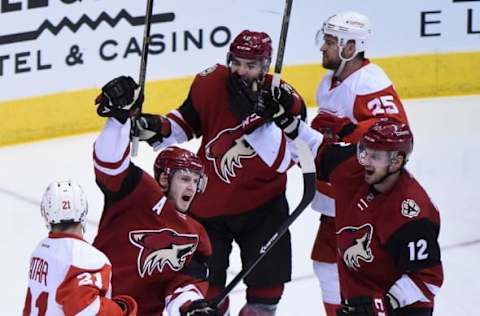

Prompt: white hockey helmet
[
  {"left": 40, "top": 180, "right": 88, "bottom": 230},
  {"left": 319, "top": 11, "right": 372, "bottom": 55}
]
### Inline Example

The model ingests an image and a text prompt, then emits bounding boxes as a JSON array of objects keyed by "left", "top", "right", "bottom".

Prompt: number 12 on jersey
[{"left": 408, "top": 239, "right": 429, "bottom": 261}]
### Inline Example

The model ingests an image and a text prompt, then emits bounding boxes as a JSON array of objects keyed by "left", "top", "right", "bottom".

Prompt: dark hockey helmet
[
  {"left": 227, "top": 30, "right": 272, "bottom": 66},
  {"left": 154, "top": 146, "right": 207, "bottom": 193},
  {"left": 359, "top": 119, "right": 413, "bottom": 159}
]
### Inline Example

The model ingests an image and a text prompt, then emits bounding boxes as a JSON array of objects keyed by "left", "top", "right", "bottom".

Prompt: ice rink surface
[{"left": 2, "top": 95, "right": 479, "bottom": 315}]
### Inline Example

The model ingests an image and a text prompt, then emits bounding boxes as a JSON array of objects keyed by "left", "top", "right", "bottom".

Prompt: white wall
[{"left": 1, "top": 0, "right": 479, "bottom": 100}]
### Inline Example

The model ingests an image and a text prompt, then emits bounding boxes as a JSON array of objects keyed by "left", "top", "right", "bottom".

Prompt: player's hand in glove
[
  {"left": 336, "top": 295, "right": 397, "bottom": 316},
  {"left": 95, "top": 76, "right": 144, "bottom": 124},
  {"left": 255, "top": 84, "right": 300, "bottom": 139},
  {"left": 226, "top": 72, "right": 261, "bottom": 120},
  {"left": 311, "top": 111, "right": 356, "bottom": 140},
  {"left": 180, "top": 299, "right": 220, "bottom": 316},
  {"left": 133, "top": 113, "right": 171, "bottom": 146},
  {"left": 113, "top": 295, "right": 138, "bottom": 316}
]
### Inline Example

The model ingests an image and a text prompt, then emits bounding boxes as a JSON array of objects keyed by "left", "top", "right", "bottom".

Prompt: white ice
[{"left": 2, "top": 95, "right": 479, "bottom": 315}]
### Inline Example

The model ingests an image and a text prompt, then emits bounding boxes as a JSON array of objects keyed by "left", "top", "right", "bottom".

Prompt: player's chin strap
[
  {"left": 334, "top": 46, "right": 359, "bottom": 78},
  {"left": 210, "top": 138, "right": 316, "bottom": 308}
]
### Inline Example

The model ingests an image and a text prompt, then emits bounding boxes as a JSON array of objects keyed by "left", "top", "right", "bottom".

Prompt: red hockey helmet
[
  {"left": 228, "top": 30, "right": 273, "bottom": 61},
  {"left": 154, "top": 146, "right": 207, "bottom": 193},
  {"left": 359, "top": 119, "right": 413, "bottom": 158}
]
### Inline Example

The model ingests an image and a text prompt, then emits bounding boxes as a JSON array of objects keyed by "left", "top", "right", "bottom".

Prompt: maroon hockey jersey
[
  {"left": 317, "top": 144, "right": 443, "bottom": 309},
  {"left": 166, "top": 64, "right": 305, "bottom": 217},
  {"left": 92, "top": 119, "right": 212, "bottom": 316}
]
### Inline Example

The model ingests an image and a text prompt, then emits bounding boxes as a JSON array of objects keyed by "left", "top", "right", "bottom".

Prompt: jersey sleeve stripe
[
  {"left": 388, "top": 274, "right": 430, "bottom": 308},
  {"left": 272, "top": 133, "right": 289, "bottom": 173},
  {"left": 76, "top": 297, "right": 100, "bottom": 315},
  {"left": 425, "top": 282, "right": 441, "bottom": 296},
  {"left": 94, "top": 153, "right": 130, "bottom": 176},
  {"left": 165, "top": 284, "right": 203, "bottom": 316},
  {"left": 93, "top": 146, "right": 130, "bottom": 170},
  {"left": 167, "top": 111, "right": 194, "bottom": 140}
]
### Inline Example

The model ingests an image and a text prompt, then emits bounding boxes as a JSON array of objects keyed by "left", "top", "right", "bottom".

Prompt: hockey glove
[
  {"left": 134, "top": 113, "right": 172, "bottom": 146},
  {"left": 226, "top": 72, "right": 261, "bottom": 120},
  {"left": 95, "top": 76, "right": 144, "bottom": 124},
  {"left": 256, "top": 86, "right": 300, "bottom": 139},
  {"left": 113, "top": 295, "right": 138, "bottom": 316},
  {"left": 311, "top": 111, "right": 356, "bottom": 140},
  {"left": 336, "top": 295, "right": 396, "bottom": 316},
  {"left": 180, "top": 299, "right": 220, "bottom": 316}
]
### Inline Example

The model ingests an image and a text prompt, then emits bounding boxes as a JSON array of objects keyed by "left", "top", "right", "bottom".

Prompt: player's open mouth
[
  {"left": 181, "top": 195, "right": 192, "bottom": 202},
  {"left": 365, "top": 169, "right": 374, "bottom": 176}
]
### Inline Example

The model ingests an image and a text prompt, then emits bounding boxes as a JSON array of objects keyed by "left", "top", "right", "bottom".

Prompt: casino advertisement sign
[{"left": 0, "top": 0, "right": 240, "bottom": 101}]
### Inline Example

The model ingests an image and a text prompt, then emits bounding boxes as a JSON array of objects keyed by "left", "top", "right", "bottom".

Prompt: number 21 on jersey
[{"left": 24, "top": 272, "right": 103, "bottom": 315}]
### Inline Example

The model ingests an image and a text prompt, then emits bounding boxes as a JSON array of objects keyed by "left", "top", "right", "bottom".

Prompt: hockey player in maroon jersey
[
  {"left": 310, "top": 11, "right": 410, "bottom": 316},
  {"left": 262, "top": 110, "right": 443, "bottom": 315},
  {"left": 99, "top": 30, "right": 307, "bottom": 315},
  {"left": 92, "top": 78, "right": 218, "bottom": 316},
  {"left": 23, "top": 180, "right": 137, "bottom": 316}
]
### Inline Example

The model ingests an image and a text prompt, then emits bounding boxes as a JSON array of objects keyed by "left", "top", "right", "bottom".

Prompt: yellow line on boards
[{"left": 1, "top": 51, "right": 479, "bottom": 147}]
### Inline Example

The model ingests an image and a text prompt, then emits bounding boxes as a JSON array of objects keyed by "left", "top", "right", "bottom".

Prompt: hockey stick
[
  {"left": 131, "top": 0, "right": 155, "bottom": 157},
  {"left": 271, "top": 0, "right": 293, "bottom": 91},
  {"left": 211, "top": 140, "right": 316, "bottom": 307}
]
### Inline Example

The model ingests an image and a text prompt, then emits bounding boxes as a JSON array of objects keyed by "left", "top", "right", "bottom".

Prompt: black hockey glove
[
  {"left": 226, "top": 72, "right": 261, "bottom": 120},
  {"left": 95, "top": 76, "right": 144, "bottom": 124},
  {"left": 255, "top": 85, "right": 300, "bottom": 139},
  {"left": 180, "top": 299, "right": 219, "bottom": 316},
  {"left": 134, "top": 113, "right": 171, "bottom": 146},
  {"left": 336, "top": 296, "right": 397, "bottom": 316}
]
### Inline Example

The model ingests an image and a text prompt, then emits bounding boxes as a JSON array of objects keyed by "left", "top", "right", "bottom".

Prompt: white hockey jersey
[
  {"left": 313, "top": 60, "right": 408, "bottom": 216},
  {"left": 23, "top": 232, "right": 123, "bottom": 316}
]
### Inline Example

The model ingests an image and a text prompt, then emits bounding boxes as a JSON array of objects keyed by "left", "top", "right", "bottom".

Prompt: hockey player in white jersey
[
  {"left": 311, "top": 11, "right": 409, "bottom": 316},
  {"left": 22, "top": 180, "right": 137, "bottom": 316}
]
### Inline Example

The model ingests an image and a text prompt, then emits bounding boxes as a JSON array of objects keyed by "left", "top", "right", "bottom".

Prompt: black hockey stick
[
  {"left": 271, "top": 0, "right": 293, "bottom": 90},
  {"left": 131, "top": 0, "right": 155, "bottom": 157},
  {"left": 211, "top": 140, "right": 316, "bottom": 307}
]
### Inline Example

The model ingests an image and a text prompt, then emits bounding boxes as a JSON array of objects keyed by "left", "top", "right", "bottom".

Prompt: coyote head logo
[
  {"left": 129, "top": 229, "right": 198, "bottom": 277},
  {"left": 205, "top": 124, "right": 257, "bottom": 183},
  {"left": 336, "top": 223, "right": 374, "bottom": 270}
]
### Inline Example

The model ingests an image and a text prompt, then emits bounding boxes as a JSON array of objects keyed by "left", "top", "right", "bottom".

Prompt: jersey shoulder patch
[
  {"left": 197, "top": 63, "right": 228, "bottom": 78},
  {"left": 199, "top": 64, "right": 218, "bottom": 77},
  {"left": 401, "top": 198, "right": 421, "bottom": 218}
]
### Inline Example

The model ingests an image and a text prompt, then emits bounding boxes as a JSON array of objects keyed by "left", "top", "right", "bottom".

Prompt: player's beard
[
  {"left": 227, "top": 73, "right": 262, "bottom": 120},
  {"left": 322, "top": 55, "right": 341, "bottom": 71}
]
